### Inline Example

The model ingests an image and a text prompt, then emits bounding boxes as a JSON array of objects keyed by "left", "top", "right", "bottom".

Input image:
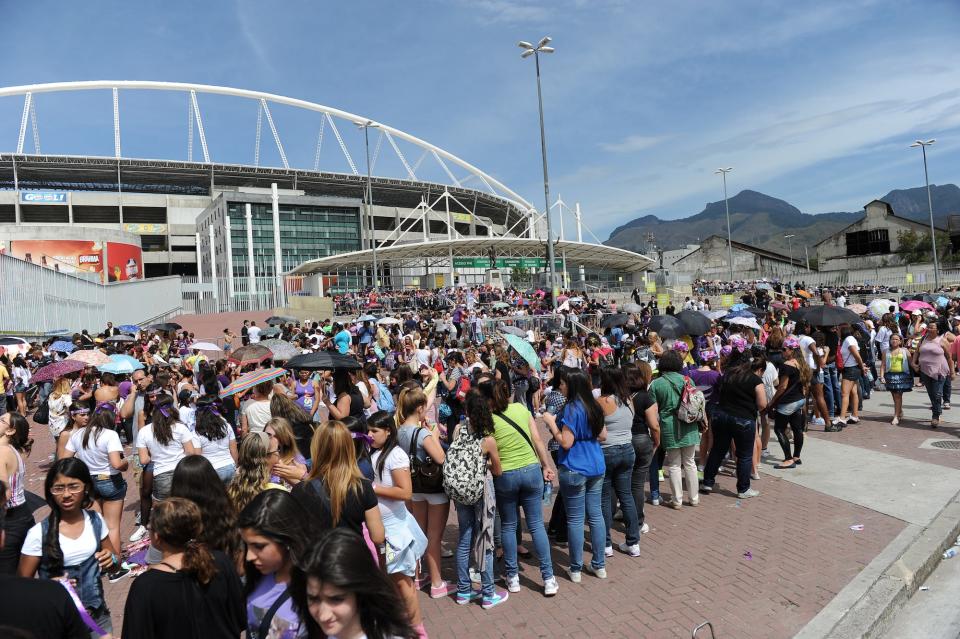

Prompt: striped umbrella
[
  {"left": 67, "top": 349, "right": 111, "bottom": 366},
  {"left": 220, "top": 367, "right": 288, "bottom": 398}
]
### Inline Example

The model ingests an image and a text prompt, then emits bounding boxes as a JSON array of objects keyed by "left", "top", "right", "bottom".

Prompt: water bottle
[
  {"left": 542, "top": 481, "right": 553, "bottom": 505},
  {"left": 943, "top": 547, "right": 958, "bottom": 559}
]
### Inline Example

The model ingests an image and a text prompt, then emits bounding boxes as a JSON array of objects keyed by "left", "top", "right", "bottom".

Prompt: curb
[{"left": 797, "top": 490, "right": 960, "bottom": 639}]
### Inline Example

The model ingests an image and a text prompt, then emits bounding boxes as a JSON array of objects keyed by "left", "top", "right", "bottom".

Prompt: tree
[{"left": 897, "top": 229, "right": 955, "bottom": 264}]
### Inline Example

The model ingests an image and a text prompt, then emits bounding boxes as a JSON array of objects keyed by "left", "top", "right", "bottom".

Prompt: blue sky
[{"left": 1, "top": 0, "right": 959, "bottom": 240}]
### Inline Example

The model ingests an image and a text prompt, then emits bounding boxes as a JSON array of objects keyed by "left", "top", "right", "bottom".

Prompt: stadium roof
[{"left": 289, "top": 238, "right": 655, "bottom": 274}]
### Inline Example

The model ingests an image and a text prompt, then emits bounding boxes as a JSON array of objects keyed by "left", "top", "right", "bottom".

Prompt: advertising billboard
[
  {"left": 8, "top": 240, "right": 104, "bottom": 277},
  {"left": 105, "top": 242, "right": 143, "bottom": 282}
]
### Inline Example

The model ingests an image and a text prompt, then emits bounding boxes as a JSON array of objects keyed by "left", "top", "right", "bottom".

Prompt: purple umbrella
[{"left": 31, "top": 358, "right": 87, "bottom": 383}]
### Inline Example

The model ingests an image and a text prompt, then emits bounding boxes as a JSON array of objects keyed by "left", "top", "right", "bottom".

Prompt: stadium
[{"left": 0, "top": 81, "right": 651, "bottom": 302}]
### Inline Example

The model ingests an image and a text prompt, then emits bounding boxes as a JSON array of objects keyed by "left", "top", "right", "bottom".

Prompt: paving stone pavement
[{"left": 17, "top": 405, "right": 914, "bottom": 639}]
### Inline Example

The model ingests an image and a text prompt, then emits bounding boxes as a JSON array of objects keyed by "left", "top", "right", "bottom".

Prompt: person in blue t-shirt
[
  {"left": 332, "top": 324, "right": 352, "bottom": 355},
  {"left": 542, "top": 369, "right": 607, "bottom": 583}
]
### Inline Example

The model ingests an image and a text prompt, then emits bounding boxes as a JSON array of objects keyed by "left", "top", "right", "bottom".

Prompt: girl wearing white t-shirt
[
  {"left": 19, "top": 458, "right": 121, "bottom": 636},
  {"left": 133, "top": 395, "right": 198, "bottom": 540},
  {"left": 193, "top": 396, "right": 238, "bottom": 483},
  {"left": 64, "top": 408, "right": 129, "bottom": 557},
  {"left": 368, "top": 411, "right": 427, "bottom": 636}
]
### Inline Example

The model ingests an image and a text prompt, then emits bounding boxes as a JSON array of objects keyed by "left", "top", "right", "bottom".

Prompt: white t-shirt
[
  {"left": 762, "top": 362, "right": 779, "bottom": 401},
  {"left": 247, "top": 326, "right": 262, "bottom": 343},
  {"left": 371, "top": 446, "right": 410, "bottom": 522},
  {"left": 841, "top": 335, "right": 860, "bottom": 368},
  {"left": 196, "top": 421, "right": 237, "bottom": 470},
  {"left": 798, "top": 335, "right": 818, "bottom": 370},
  {"left": 179, "top": 406, "right": 196, "bottom": 430},
  {"left": 875, "top": 326, "right": 892, "bottom": 354},
  {"left": 135, "top": 421, "right": 197, "bottom": 475},
  {"left": 65, "top": 428, "right": 124, "bottom": 476},
  {"left": 22, "top": 510, "right": 108, "bottom": 566},
  {"left": 243, "top": 400, "right": 272, "bottom": 433}
]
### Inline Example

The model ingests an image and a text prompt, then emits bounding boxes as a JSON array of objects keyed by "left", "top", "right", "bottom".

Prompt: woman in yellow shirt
[{"left": 880, "top": 333, "right": 911, "bottom": 425}]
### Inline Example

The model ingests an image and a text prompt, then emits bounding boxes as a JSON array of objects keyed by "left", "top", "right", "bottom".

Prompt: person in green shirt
[{"left": 649, "top": 350, "right": 700, "bottom": 509}]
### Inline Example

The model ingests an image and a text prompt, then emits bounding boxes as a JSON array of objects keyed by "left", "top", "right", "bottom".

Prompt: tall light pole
[
  {"left": 910, "top": 139, "right": 939, "bottom": 290},
  {"left": 357, "top": 121, "right": 379, "bottom": 291},
  {"left": 715, "top": 167, "right": 734, "bottom": 282},
  {"left": 784, "top": 234, "right": 795, "bottom": 271},
  {"left": 519, "top": 36, "right": 557, "bottom": 304}
]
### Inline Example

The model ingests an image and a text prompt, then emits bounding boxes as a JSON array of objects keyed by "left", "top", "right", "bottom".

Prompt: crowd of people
[{"left": 0, "top": 281, "right": 957, "bottom": 638}]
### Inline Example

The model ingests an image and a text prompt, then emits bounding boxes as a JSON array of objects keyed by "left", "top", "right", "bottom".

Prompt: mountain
[{"left": 604, "top": 184, "right": 960, "bottom": 258}]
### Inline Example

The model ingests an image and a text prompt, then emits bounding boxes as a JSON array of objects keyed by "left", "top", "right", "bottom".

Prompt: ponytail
[{"left": 182, "top": 538, "right": 217, "bottom": 586}]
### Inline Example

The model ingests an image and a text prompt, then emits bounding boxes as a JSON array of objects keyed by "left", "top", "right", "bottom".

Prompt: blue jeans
[
  {"left": 493, "top": 463, "right": 554, "bottom": 581},
  {"left": 558, "top": 466, "right": 605, "bottom": 572},
  {"left": 455, "top": 500, "right": 494, "bottom": 597},
  {"left": 824, "top": 364, "right": 841, "bottom": 416},
  {"left": 648, "top": 448, "right": 662, "bottom": 501},
  {"left": 215, "top": 464, "right": 236, "bottom": 484},
  {"left": 601, "top": 444, "right": 639, "bottom": 547},
  {"left": 703, "top": 409, "right": 756, "bottom": 494},
  {"left": 920, "top": 372, "right": 946, "bottom": 419}
]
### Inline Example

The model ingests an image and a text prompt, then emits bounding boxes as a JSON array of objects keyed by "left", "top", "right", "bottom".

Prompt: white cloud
[{"left": 599, "top": 134, "right": 666, "bottom": 153}]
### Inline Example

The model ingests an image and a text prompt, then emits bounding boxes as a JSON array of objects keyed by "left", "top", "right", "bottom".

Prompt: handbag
[{"left": 407, "top": 427, "right": 444, "bottom": 494}]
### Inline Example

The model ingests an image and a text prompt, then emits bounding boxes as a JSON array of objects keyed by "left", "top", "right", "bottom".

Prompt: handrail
[{"left": 137, "top": 306, "right": 184, "bottom": 327}]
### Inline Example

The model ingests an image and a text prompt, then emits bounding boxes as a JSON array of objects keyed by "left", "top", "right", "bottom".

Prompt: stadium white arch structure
[{"left": 0, "top": 80, "right": 534, "bottom": 213}]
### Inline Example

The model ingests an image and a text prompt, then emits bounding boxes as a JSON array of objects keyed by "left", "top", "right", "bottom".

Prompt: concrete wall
[
  {"left": 103, "top": 276, "right": 184, "bottom": 327},
  {"left": 674, "top": 236, "right": 797, "bottom": 279}
]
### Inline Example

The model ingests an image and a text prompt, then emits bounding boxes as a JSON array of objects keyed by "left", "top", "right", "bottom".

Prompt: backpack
[
  {"left": 442, "top": 425, "right": 486, "bottom": 505},
  {"left": 599, "top": 349, "right": 615, "bottom": 367},
  {"left": 371, "top": 379, "right": 395, "bottom": 413},
  {"left": 674, "top": 375, "right": 706, "bottom": 424},
  {"left": 33, "top": 398, "right": 50, "bottom": 425}
]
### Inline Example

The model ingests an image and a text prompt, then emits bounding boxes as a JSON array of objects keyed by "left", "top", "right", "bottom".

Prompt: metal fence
[{"left": 182, "top": 275, "right": 307, "bottom": 315}]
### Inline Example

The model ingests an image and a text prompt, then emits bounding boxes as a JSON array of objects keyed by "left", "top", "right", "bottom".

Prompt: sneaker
[
  {"left": 751, "top": 472, "right": 761, "bottom": 481},
  {"left": 650, "top": 495, "right": 661, "bottom": 506},
  {"left": 825, "top": 424, "right": 843, "bottom": 432},
  {"left": 481, "top": 590, "right": 509, "bottom": 610},
  {"left": 129, "top": 525, "right": 149, "bottom": 542},
  {"left": 737, "top": 488, "right": 761, "bottom": 499},
  {"left": 604, "top": 545, "right": 613, "bottom": 557},
  {"left": 505, "top": 574, "right": 520, "bottom": 593},
  {"left": 832, "top": 417, "right": 847, "bottom": 427},
  {"left": 618, "top": 542, "right": 640, "bottom": 557},
  {"left": 761, "top": 449, "right": 773, "bottom": 459},
  {"left": 569, "top": 570, "right": 582, "bottom": 584},
  {"left": 944, "top": 402, "right": 952, "bottom": 410},
  {"left": 543, "top": 576, "right": 559, "bottom": 596},
  {"left": 811, "top": 417, "right": 826, "bottom": 427},
  {"left": 584, "top": 564, "right": 607, "bottom": 579},
  {"left": 640, "top": 522, "right": 650, "bottom": 534},
  {"left": 892, "top": 417, "right": 900, "bottom": 426},
  {"left": 430, "top": 581, "right": 454, "bottom": 599},
  {"left": 847, "top": 416, "right": 860, "bottom": 424},
  {"left": 441, "top": 544, "right": 454, "bottom": 559},
  {"left": 699, "top": 484, "right": 713, "bottom": 494},
  {"left": 108, "top": 566, "right": 131, "bottom": 583},
  {"left": 455, "top": 590, "right": 481, "bottom": 605}
]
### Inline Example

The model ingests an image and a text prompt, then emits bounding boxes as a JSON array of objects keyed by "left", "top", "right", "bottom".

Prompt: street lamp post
[
  {"left": 784, "top": 234, "right": 795, "bottom": 271},
  {"left": 715, "top": 167, "right": 734, "bottom": 282},
  {"left": 357, "top": 121, "right": 379, "bottom": 291},
  {"left": 910, "top": 139, "right": 939, "bottom": 290},
  {"left": 519, "top": 37, "right": 557, "bottom": 305}
]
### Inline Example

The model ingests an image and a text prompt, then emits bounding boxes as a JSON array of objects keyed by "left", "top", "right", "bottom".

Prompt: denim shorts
[
  {"left": 812, "top": 368, "right": 824, "bottom": 385},
  {"left": 93, "top": 474, "right": 128, "bottom": 501},
  {"left": 842, "top": 366, "right": 862, "bottom": 382},
  {"left": 775, "top": 398, "right": 805, "bottom": 416},
  {"left": 152, "top": 470, "right": 174, "bottom": 501}
]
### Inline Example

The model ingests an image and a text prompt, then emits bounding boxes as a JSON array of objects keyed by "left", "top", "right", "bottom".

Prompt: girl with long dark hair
[
  {"left": 63, "top": 408, "right": 128, "bottom": 558},
  {"left": 542, "top": 369, "right": 607, "bottom": 582},
  {"left": 623, "top": 362, "right": 659, "bottom": 545},
  {"left": 367, "top": 410, "right": 426, "bottom": 633},
  {"left": 134, "top": 393, "right": 199, "bottom": 540},
  {"left": 238, "top": 489, "right": 311, "bottom": 639},
  {"left": 596, "top": 366, "right": 639, "bottom": 558},
  {"left": 193, "top": 395, "right": 238, "bottom": 483},
  {"left": 122, "top": 497, "right": 245, "bottom": 638},
  {"left": 171, "top": 455, "right": 243, "bottom": 569},
  {"left": 291, "top": 528, "right": 418, "bottom": 639},
  {"left": 0, "top": 412, "right": 33, "bottom": 574},
  {"left": 19, "top": 458, "right": 121, "bottom": 636},
  {"left": 764, "top": 337, "right": 812, "bottom": 469}
]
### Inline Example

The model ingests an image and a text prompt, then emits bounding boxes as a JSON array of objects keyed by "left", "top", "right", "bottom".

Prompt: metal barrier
[{"left": 182, "top": 275, "right": 306, "bottom": 315}]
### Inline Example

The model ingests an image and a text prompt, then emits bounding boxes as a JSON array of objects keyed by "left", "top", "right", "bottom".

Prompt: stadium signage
[
  {"left": 453, "top": 257, "right": 564, "bottom": 269},
  {"left": 20, "top": 191, "right": 67, "bottom": 204}
]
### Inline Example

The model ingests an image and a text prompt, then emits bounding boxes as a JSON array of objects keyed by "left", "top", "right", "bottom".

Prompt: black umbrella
[
  {"left": 601, "top": 313, "right": 629, "bottom": 329},
  {"left": 676, "top": 310, "right": 712, "bottom": 336},
  {"left": 147, "top": 322, "right": 182, "bottom": 332},
  {"left": 788, "top": 305, "right": 860, "bottom": 326},
  {"left": 285, "top": 351, "right": 362, "bottom": 371},
  {"left": 647, "top": 315, "right": 684, "bottom": 340},
  {"left": 266, "top": 315, "right": 297, "bottom": 326}
]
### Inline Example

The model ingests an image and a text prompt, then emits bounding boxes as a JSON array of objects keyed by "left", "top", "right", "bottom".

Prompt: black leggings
[{"left": 773, "top": 409, "right": 804, "bottom": 460}]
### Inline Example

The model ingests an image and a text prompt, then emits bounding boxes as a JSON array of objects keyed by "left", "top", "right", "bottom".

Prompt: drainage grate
[{"left": 930, "top": 440, "right": 960, "bottom": 450}]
